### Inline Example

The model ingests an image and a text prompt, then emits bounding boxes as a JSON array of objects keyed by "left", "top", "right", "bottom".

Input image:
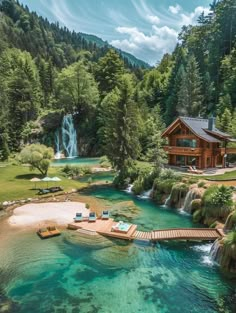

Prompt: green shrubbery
[
  {"left": 61, "top": 165, "right": 92, "bottom": 178},
  {"left": 99, "top": 156, "right": 111, "bottom": 168},
  {"left": 202, "top": 185, "right": 233, "bottom": 220}
]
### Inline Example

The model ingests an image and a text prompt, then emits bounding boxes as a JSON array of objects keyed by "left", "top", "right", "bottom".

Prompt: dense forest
[{"left": 0, "top": 0, "right": 236, "bottom": 173}]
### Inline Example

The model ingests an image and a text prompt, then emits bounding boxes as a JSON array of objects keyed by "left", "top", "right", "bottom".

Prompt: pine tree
[
  {"left": 219, "top": 108, "right": 232, "bottom": 133},
  {"left": 99, "top": 74, "right": 141, "bottom": 184},
  {"left": 177, "top": 55, "right": 203, "bottom": 117},
  {"left": 95, "top": 49, "right": 125, "bottom": 97}
]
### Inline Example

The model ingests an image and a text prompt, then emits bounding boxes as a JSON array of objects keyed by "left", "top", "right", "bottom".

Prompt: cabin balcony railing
[{"left": 163, "top": 146, "right": 202, "bottom": 156}]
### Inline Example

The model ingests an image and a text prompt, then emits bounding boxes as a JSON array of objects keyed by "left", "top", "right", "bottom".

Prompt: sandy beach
[{"left": 8, "top": 202, "right": 90, "bottom": 227}]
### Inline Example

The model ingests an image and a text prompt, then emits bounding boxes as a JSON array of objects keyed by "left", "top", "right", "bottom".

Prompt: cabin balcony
[
  {"left": 164, "top": 146, "right": 202, "bottom": 156},
  {"left": 214, "top": 147, "right": 236, "bottom": 156}
]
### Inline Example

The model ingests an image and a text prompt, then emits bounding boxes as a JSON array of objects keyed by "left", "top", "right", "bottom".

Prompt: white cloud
[
  {"left": 146, "top": 15, "right": 160, "bottom": 25},
  {"left": 169, "top": 4, "right": 182, "bottom": 15},
  {"left": 111, "top": 26, "right": 178, "bottom": 65},
  {"left": 180, "top": 6, "right": 210, "bottom": 26}
]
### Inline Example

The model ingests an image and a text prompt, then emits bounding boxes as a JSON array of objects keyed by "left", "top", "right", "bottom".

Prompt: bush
[
  {"left": 132, "top": 178, "right": 144, "bottom": 195},
  {"left": 202, "top": 185, "right": 233, "bottom": 220},
  {"left": 99, "top": 156, "right": 111, "bottom": 168},
  {"left": 193, "top": 209, "right": 202, "bottom": 223},
  {"left": 61, "top": 165, "right": 92, "bottom": 178},
  {"left": 191, "top": 199, "right": 202, "bottom": 212},
  {"left": 159, "top": 168, "right": 182, "bottom": 181},
  {"left": 198, "top": 181, "right": 205, "bottom": 188},
  {"left": 209, "top": 221, "right": 217, "bottom": 228}
]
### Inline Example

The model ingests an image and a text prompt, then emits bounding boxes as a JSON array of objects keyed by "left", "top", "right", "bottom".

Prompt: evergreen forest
[{"left": 0, "top": 0, "right": 236, "bottom": 171}]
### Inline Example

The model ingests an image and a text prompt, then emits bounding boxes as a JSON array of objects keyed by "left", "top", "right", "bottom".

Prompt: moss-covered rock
[
  {"left": 224, "top": 210, "right": 236, "bottom": 232},
  {"left": 212, "top": 232, "right": 236, "bottom": 274},
  {"left": 193, "top": 209, "right": 202, "bottom": 223},
  {"left": 191, "top": 199, "right": 202, "bottom": 212}
]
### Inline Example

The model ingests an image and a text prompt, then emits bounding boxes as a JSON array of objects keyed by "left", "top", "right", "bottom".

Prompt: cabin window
[
  {"left": 176, "top": 155, "right": 185, "bottom": 166},
  {"left": 176, "top": 139, "right": 197, "bottom": 148}
]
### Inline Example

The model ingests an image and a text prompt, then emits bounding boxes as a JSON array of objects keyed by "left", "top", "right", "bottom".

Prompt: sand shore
[{"left": 8, "top": 202, "right": 90, "bottom": 228}]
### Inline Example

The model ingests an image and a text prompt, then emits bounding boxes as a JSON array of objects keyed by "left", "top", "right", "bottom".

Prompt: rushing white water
[
  {"left": 210, "top": 239, "right": 222, "bottom": 263},
  {"left": 61, "top": 114, "right": 78, "bottom": 158},
  {"left": 125, "top": 184, "right": 133, "bottom": 193},
  {"left": 138, "top": 189, "right": 152, "bottom": 199},
  {"left": 182, "top": 188, "right": 202, "bottom": 213},
  {"left": 164, "top": 195, "right": 171, "bottom": 207},
  {"left": 54, "top": 129, "right": 61, "bottom": 159}
]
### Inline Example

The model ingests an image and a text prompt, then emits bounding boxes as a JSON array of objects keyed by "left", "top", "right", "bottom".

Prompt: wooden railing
[{"left": 164, "top": 146, "right": 202, "bottom": 156}]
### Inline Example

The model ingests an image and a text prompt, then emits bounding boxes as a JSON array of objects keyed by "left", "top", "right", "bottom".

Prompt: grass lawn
[
  {"left": 204, "top": 170, "right": 236, "bottom": 181},
  {"left": 0, "top": 163, "right": 86, "bottom": 203}
]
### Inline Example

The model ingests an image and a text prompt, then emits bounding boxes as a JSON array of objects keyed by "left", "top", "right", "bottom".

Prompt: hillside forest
[{"left": 0, "top": 0, "right": 236, "bottom": 172}]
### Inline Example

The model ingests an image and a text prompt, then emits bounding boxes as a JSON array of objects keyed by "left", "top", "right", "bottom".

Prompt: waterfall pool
[
  {"left": 52, "top": 157, "right": 100, "bottom": 167},
  {"left": 0, "top": 185, "right": 235, "bottom": 313}
]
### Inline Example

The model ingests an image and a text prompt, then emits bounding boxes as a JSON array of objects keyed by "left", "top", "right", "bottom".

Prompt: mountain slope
[{"left": 0, "top": 0, "right": 149, "bottom": 69}]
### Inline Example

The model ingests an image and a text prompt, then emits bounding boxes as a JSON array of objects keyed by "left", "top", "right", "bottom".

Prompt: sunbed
[
  {"left": 88, "top": 212, "right": 97, "bottom": 222},
  {"left": 74, "top": 212, "right": 83, "bottom": 222}
]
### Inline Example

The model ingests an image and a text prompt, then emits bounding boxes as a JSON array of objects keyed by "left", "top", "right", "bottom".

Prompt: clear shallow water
[
  {"left": 0, "top": 186, "right": 235, "bottom": 313},
  {"left": 52, "top": 157, "right": 100, "bottom": 167}
]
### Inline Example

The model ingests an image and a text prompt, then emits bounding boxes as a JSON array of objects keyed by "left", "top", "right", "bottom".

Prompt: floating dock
[{"left": 68, "top": 219, "right": 224, "bottom": 242}]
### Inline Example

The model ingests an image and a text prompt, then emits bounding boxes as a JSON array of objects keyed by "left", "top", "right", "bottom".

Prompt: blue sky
[{"left": 20, "top": 0, "right": 212, "bottom": 65}]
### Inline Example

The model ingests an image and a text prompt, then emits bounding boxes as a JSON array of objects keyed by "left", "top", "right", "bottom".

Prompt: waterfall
[
  {"left": 210, "top": 239, "right": 222, "bottom": 263},
  {"left": 125, "top": 184, "right": 133, "bottom": 193},
  {"left": 182, "top": 188, "right": 202, "bottom": 213},
  {"left": 139, "top": 189, "right": 152, "bottom": 199},
  {"left": 164, "top": 195, "right": 171, "bottom": 207},
  {"left": 54, "top": 129, "right": 61, "bottom": 159},
  {"left": 61, "top": 114, "right": 78, "bottom": 158}
]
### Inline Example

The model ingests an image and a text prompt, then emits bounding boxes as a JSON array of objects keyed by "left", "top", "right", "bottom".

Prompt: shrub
[
  {"left": 99, "top": 156, "right": 111, "bottom": 168},
  {"left": 193, "top": 209, "right": 202, "bottom": 223},
  {"left": 202, "top": 185, "right": 233, "bottom": 220},
  {"left": 85, "top": 203, "right": 90, "bottom": 209},
  {"left": 191, "top": 199, "right": 202, "bottom": 212},
  {"left": 61, "top": 165, "right": 92, "bottom": 177},
  {"left": 198, "top": 181, "right": 205, "bottom": 188},
  {"left": 209, "top": 221, "right": 217, "bottom": 228},
  {"left": 159, "top": 168, "right": 182, "bottom": 181},
  {"left": 132, "top": 178, "right": 144, "bottom": 195}
]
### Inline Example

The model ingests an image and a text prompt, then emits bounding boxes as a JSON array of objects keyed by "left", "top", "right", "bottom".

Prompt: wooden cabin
[{"left": 162, "top": 117, "right": 236, "bottom": 169}]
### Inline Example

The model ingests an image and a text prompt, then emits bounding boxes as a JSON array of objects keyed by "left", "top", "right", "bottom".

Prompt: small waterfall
[
  {"left": 139, "top": 189, "right": 152, "bottom": 199},
  {"left": 62, "top": 114, "right": 78, "bottom": 158},
  {"left": 182, "top": 188, "right": 202, "bottom": 213},
  {"left": 164, "top": 195, "right": 171, "bottom": 207},
  {"left": 54, "top": 129, "right": 61, "bottom": 159},
  {"left": 125, "top": 184, "right": 133, "bottom": 193},
  {"left": 210, "top": 239, "right": 222, "bottom": 263}
]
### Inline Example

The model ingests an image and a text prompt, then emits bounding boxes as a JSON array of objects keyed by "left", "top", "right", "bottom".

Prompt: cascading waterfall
[
  {"left": 210, "top": 239, "right": 222, "bottom": 263},
  {"left": 164, "top": 195, "right": 171, "bottom": 206},
  {"left": 54, "top": 129, "right": 61, "bottom": 159},
  {"left": 182, "top": 188, "right": 202, "bottom": 213},
  {"left": 139, "top": 189, "right": 153, "bottom": 199},
  {"left": 61, "top": 114, "right": 78, "bottom": 158}
]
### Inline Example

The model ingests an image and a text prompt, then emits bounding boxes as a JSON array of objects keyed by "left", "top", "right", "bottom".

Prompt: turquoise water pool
[
  {"left": 52, "top": 157, "right": 100, "bottom": 167},
  {"left": 0, "top": 186, "right": 235, "bottom": 313}
]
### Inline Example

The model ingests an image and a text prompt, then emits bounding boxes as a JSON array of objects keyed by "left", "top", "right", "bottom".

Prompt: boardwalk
[
  {"left": 68, "top": 219, "right": 224, "bottom": 242},
  {"left": 133, "top": 228, "right": 222, "bottom": 242}
]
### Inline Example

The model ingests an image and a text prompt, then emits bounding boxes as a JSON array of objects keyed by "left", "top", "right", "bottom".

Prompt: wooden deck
[{"left": 68, "top": 219, "right": 224, "bottom": 242}]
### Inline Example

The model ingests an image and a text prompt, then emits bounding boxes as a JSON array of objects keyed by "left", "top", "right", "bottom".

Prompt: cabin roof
[{"left": 162, "top": 116, "right": 231, "bottom": 143}]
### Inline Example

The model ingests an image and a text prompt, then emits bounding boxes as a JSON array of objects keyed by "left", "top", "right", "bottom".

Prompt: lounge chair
[
  {"left": 101, "top": 210, "right": 109, "bottom": 220},
  {"left": 88, "top": 212, "right": 97, "bottom": 222},
  {"left": 187, "top": 166, "right": 203, "bottom": 174},
  {"left": 74, "top": 212, "right": 83, "bottom": 222}
]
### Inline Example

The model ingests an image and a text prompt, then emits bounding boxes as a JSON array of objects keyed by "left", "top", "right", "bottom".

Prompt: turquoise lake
[
  {"left": 52, "top": 157, "right": 100, "bottom": 167},
  {"left": 0, "top": 185, "right": 235, "bottom": 313}
]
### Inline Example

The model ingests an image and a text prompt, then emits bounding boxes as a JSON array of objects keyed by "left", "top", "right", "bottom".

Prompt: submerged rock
[{"left": 111, "top": 201, "right": 140, "bottom": 222}]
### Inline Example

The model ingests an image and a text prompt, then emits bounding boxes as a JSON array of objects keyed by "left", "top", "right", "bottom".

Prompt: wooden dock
[{"left": 68, "top": 219, "right": 224, "bottom": 242}]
